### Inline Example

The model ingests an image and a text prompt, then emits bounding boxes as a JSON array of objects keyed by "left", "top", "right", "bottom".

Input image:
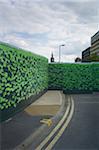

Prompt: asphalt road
[
  {"left": 0, "top": 90, "right": 61, "bottom": 150},
  {"left": 0, "top": 111, "right": 51, "bottom": 150},
  {"left": 54, "top": 93, "right": 99, "bottom": 150}
]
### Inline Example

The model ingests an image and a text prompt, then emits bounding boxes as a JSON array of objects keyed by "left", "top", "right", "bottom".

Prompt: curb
[
  {"left": 15, "top": 91, "right": 72, "bottom": 150},
  {"left": 45, "top": 96, "right": 74, "bottom": 149}
]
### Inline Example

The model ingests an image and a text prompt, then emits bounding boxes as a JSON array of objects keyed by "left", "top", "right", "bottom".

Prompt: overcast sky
[{"left": 0, "top": 0, "right": 99, "bottom": 62}]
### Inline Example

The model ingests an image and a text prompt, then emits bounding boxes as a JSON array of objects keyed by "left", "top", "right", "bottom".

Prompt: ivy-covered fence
[
  {"left": 48, "top": 63, "right": 99, "bottom": 93},
  {"left": 92, "top": 63, "right": 99, "bottom": 91},
  {"left": 0, "top": 42, "right": 99, "bottom": 122},
  {"left": 0, "top": 43, "right": 48, "bottom": 121}
]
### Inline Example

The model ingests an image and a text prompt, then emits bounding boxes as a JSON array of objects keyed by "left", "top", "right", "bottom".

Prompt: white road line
[
  {"left": 35, "top": 93, "right": 71, "bottom": 150},
  {"left": 45, "top": 96, "right": 74, "bottom": 150}
]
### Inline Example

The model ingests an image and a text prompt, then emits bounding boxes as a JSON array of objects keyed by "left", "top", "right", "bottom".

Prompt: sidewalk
[
  {"left": 25, "top": 90, "right": 62, "bottom": 116},
  {"left": 0, "top": 90, "right": 62, "bottom": 150}
]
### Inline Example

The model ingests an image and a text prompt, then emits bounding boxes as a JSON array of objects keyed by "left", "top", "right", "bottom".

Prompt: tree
[
  {"left": 90, "top": 53, "right": 99, "bottom": 62},
  {"left": 75, "top": 57, "right": 81, "bottom": 62}
]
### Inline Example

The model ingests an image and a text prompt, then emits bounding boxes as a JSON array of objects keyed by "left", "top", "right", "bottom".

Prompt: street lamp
[{"left": 59, "top": 44, "right": 65, "bottom": 63}]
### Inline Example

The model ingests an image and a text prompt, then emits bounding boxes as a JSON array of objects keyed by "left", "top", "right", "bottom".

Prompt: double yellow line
[{"left": 35, "top": 96, "right": 74, "bottom": 150}]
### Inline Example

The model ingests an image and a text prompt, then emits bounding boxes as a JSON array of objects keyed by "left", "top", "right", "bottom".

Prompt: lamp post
[{"left": 59, "top": 44, "right": 65, "bottom": 63}]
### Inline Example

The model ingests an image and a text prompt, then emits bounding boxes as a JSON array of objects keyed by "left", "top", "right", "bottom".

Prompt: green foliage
[
  {"left": 48, "top": 64, "right": 64, "bottom": 89},
  {"left": 48, "top": 63, "right": 99, "bottom": 91},
  {"left": 90, "top": 53, "right": 99, "bottom": 62},
  {"left": 0, "top": 41, "right": 99, "bottom": 113},
  {"left": 0, "top": 42, "right": 48, "bottom": 110},
  {"left": 92, "top": 63, "right": 99, "bottom": 91}
]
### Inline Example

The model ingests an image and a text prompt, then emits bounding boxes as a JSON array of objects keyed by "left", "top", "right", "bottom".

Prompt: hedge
[
  {"left": 92, "top": 63, "right": 99, "bottom": 91},
  {"left": 0, "top": 42, "right": 99, "bottom": 122},
  {"left": 0, "top": 42, "right": 48, "bottom": 120},
  {"left": 48, "top": 63, "right": 99, "bottom": 93},
  {"left": 48, "top": 63, "right": 64, "bottom": 90}
]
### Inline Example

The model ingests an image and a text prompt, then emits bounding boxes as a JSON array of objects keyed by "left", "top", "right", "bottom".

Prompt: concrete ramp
[{"left": 25, "top": 91, "right": 62, "bottom": 116}]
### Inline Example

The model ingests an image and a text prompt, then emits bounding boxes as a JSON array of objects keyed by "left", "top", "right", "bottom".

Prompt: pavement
[
  {"left": 0, "top": 90, "right": 62, "bottom": 150},
  {"left": 54, "top": 93, "right": 99, "bottom": 150},
  {"left": 25, "top": 90, "right": 62, "bottom": 116}
]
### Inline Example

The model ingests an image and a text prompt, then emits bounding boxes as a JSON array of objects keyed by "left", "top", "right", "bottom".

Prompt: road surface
[
  {"left": 54, "top": 93, "right": 99, "bottom": 150},
  {"left": 0, "top": 90, "right": 61, "bottom": 150}
]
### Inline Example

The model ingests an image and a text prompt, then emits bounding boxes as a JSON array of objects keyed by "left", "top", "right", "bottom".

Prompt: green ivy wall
[
  {"left": 48, "top": 63, "right": 99, "bottom": 93},
  {"left": 0, "top": 43, "right": 48, "bottom": 121},
  {"left": 92, "top": 63, "right": 99, "bottom": 91},
  {"left": 0, "top": 42, "right": 99, "bottom": 122}
]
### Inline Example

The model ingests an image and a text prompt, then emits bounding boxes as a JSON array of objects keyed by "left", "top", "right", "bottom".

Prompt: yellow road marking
[
  {"left": 35, "top": 94, "right": 71, "bottom": 150},
  {"left": 45, "top": 97, "right": 74, "bottom": 150},
  {"left": 40, "top": 119, "right": 52, "bottom": 127}
]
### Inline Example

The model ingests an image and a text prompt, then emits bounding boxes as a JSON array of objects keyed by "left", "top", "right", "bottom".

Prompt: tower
[{"left": 50, "top": 52, "right": 54, "bottom": 62}]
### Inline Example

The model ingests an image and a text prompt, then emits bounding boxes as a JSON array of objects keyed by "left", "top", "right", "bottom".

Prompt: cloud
[
  {"left": 63, "top": 0, "right": 99, "bottom": 23},
  {"left": 0, "top": 0, "right": 99, "bottom": 62}
]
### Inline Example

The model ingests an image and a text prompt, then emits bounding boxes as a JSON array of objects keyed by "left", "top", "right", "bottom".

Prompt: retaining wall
[
  {"left": 0, "top": 43, "right": 48, "bottom": 121},
  {"left": 0, "top": 42, "right": 99, "bottom": 122},
  {"left": 48, "top": 63, "right": 99, "bottom": 93}
]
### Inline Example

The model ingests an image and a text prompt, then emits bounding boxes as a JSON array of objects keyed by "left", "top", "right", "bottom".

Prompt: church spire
[{"left": 50, "top": 52, "right": 54, "bottom": 62}]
